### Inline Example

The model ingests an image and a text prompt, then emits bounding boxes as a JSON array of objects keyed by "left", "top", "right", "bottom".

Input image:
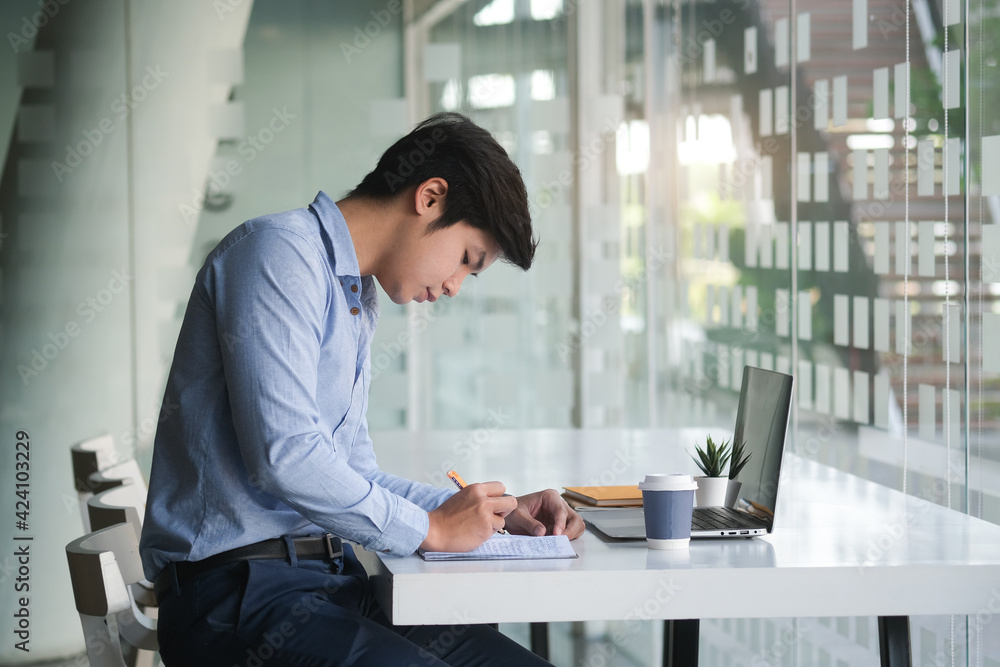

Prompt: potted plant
[
  {"left": 691, "top": 435, "right": 732, "bottom": 507},
  {"left": 725, "top": 439, "right": 751, "bottom": 508}
]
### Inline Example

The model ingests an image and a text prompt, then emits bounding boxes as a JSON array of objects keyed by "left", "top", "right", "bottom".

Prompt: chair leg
[
  {"left": 133, "top": 649, "right": 157, "bottom": 667},
  {"left": 81, "top": 614, "right": 129, "bottom": 667}
]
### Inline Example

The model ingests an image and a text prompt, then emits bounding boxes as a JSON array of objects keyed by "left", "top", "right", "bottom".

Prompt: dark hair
[{"left": 347, "top": 112, "right": 536, "bottom": 270}]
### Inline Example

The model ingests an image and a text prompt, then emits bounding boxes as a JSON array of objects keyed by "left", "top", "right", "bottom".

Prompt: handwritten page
[{"left": 419, "top": 534, "right": 578, "bottom": 561}]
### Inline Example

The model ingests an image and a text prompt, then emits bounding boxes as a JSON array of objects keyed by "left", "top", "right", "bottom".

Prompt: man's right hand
[{"left": 421, "top": 481, "right": 516, "bottom": 552}]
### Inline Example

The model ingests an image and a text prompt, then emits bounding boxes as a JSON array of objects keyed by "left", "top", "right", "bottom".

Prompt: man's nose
[{"left": 442, "top": 271, "right": 466, "bottom": 297}]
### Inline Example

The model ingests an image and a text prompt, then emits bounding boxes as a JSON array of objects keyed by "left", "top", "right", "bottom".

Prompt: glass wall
[
  {"left": 647, "top": 0, "right": 1000, "bottom": 664},
  {"left": 2, "top": 0, "right": 998, "bottom": 664},
  {"left": 388, "top": 0, "right": 1000, "bottom": 662},
  {"left": 371, "top": 0, "right": 655, "bottom": 431},
  {"left": 370, "top": 0, "right": 585, "bottom": 430}
]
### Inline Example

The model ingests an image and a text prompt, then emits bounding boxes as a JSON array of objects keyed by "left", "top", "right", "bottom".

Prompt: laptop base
[{"left": 580, "top": 507, "right": 768, "bottom": 540}]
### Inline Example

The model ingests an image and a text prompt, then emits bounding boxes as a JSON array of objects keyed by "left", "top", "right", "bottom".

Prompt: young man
[{"left": 140, "top": 112, "right": 584, "bottom": 666}]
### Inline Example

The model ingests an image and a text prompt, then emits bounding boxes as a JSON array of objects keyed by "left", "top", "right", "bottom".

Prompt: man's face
[{"left": 375, "top": 220, "right": 500, "bottom": 305}]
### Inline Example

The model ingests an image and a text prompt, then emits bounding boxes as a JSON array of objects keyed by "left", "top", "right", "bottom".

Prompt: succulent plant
[
  {"left": 728, "top": 439, "right": 751, "bottom": 480},
  {"left": 691, "top": 435, "right": 732, "bottom": 478}
]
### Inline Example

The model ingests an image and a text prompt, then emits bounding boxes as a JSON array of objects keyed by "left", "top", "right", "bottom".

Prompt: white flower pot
[
  {"left": 694, "top": 476, "right": 729, "bottom": 508},
  {"left": 724, "top": 479, "right": 742, "bottom": 508}
]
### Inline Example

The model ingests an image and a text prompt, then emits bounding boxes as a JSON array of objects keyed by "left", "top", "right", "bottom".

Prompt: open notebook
[{"left": 419, "top": 533, "right": 578, "bottom": 561}]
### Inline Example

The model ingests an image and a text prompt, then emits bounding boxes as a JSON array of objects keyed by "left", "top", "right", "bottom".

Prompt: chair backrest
[
  {"left": 88, "top": 481, "right": 146, "bottom": 533},
  {"left": 88, "top": 459, "right": 148, "bottom": 497},
  {"left": 71, "top": 434, "right": 118, "bottom": 533},
  {"left": 71, "top": 434, "right": 117, "bottom": 492},
  {"left": 87, "top": 479, "right": 158, "bottom": 611},
  {"left": 65, "top": 522, "right": 157, "bottom": 667}
]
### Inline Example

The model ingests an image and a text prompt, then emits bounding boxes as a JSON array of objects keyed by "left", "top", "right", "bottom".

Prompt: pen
[{"left": 446, "top": 470, "right": 509, "bottom": 533}]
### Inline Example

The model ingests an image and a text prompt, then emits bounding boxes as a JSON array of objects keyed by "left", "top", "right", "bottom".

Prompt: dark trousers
[{"left": 156, "top": 543, "right": 551, "bottom": 667}]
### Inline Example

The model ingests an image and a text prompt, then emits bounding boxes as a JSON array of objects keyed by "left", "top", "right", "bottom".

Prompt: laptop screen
[{"left": 730, "top": 366, "right": 794, "bottom": 525}]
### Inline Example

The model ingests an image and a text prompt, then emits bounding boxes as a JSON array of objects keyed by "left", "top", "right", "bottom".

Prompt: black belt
[{"left": 155, "top": 533, "right": 343, "bottom": 602}]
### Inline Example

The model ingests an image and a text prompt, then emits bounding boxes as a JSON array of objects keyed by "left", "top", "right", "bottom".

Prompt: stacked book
[{"left": 561, "top": 485, "right": 643, "bottom": 508}]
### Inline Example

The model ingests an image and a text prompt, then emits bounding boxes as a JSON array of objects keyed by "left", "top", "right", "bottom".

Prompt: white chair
[
  {"left": 87, "top": 482, "right": 157, "bottom": 612},
  {"left": 65, "top": 522, "right": 158, "bottom": 667},
  {"left": 71, "top": 434, "right": 117, "bottom": 533}
]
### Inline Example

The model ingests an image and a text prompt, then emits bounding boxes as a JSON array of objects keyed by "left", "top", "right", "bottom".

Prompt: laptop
[{"left": 582, "top": 365, "right": 794, "bottom": 540}]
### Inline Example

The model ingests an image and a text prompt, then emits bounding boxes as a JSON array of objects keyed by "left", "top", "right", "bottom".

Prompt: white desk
[{"left": 359, "top": 429, "right": 1000, "bottom": 665}]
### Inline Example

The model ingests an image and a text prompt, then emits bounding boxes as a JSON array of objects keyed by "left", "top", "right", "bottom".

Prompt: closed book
[{"left": 562, "top": 485, "right": 643, "bottom": 507}]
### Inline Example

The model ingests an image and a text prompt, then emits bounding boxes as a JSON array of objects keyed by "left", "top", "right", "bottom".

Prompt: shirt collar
[{"left": 309, "top": 191, "right": 360, "bottom": 279}]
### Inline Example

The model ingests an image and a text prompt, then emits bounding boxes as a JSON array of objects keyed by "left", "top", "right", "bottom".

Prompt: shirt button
[
  {"left": 351, "top": 285, "right": 358, "bottom": 293},
  {"left": 351, "top": 307, "right": 360, "bottom": 316}
]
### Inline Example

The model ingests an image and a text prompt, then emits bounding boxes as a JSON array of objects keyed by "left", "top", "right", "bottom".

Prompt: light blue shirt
[{"left": 140, "top": 192, "right": 453, "bottom": 580}]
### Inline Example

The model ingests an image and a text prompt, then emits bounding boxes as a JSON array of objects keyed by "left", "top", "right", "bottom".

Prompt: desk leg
[
  {"left": 529, "top": 622, "right": 549, "bottom": 659},
  {"left": 663, "top": 619, "right": 699, "bottom": 667},
  {"left": 878, "top": 616, "right": 912, "bottom": 667}
]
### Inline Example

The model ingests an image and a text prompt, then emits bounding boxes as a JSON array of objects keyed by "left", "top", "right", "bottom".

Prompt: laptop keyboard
[{"left": 692, "top": 507, "right": 766, "bottom": 531}]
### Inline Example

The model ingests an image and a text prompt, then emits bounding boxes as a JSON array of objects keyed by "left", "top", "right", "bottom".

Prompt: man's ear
[{"left": 414, "top": 177, "right": 449, "bottom": 216}]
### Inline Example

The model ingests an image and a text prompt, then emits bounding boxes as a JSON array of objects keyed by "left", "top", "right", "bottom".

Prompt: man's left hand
[{"left": 504, "top": 489, "right": 585, "bottom": 539}]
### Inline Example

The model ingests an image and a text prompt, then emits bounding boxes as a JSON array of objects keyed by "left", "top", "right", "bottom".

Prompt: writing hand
[
  {"left": 504, "top": 489, "right": 585, "bottom": 539},
  {"left": 421, "top": 481, "right": 516, "bottom": 552}
]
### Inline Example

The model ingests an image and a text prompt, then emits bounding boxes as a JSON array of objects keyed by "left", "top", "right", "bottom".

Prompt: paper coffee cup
[{"left": 638, "top": 474, "right": 697, "bottom": 550}]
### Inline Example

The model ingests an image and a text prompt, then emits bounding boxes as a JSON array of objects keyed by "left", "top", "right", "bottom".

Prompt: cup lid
[{"left": 638, "top": 473, "right": 698, "bottom": 491}]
